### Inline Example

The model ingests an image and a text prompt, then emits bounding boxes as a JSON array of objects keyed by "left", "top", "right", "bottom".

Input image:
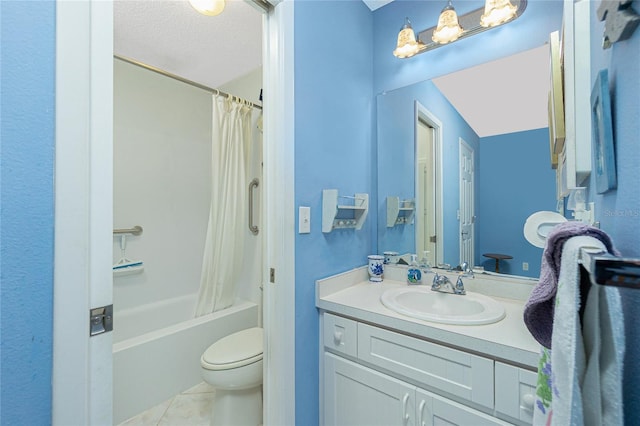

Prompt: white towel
[
  {"left": 548, "top": 236, "right": 593, "bottom": 425},
  {"left": 545, "top": 236, "right": 625, "bottom": 426},
  {"left": 581, "top": 266, "right": 625, "bottom": 425}
]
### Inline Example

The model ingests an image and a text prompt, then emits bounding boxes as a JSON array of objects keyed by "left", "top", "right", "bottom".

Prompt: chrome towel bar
[{"left": 580, "top": 248, "right": 640, "bottom": 289}]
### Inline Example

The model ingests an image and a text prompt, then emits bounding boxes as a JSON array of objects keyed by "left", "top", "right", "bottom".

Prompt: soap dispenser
[{"left": 407, "top": 254, "right": 422, "bottom": 285}]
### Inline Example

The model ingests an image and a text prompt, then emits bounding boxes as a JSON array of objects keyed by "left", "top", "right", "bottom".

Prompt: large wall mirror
[{"left": 377, "top": 45, "right": 559, "bottom": 278}]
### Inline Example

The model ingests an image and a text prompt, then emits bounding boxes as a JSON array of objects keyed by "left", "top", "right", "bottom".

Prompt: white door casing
[
  {"left": 415, "top": 102, "right": 444, "bottom": 267},
  {"left": 459, "top": 138, "right": 475, "bottom": 267},
  {"left": 261, "top": 0, "right": 296, "bottom": 424},
  {"left": 53, "top": 1, "right": 114, "bottom": 424},
  {"left": 53, "top": 0, "right": 295, "bottom": 424}
]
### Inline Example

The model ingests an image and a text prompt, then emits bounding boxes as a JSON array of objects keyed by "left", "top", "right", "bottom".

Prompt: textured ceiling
[{"left": 114, "top": 0, "right": 263, "bottom": 89}]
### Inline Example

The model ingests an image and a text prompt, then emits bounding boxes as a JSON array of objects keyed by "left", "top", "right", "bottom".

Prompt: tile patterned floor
[{"left": 119, "top": 382, "right": 216, "bottom": 426}]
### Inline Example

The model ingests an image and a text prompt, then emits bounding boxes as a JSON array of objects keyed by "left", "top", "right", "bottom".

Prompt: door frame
[
  {"left": 53, "top": 1, "right": 114, "bottom": 424},
  {"left": 415, "top": 102, "right": 444, "bottom": 267},
  {"left": 53, "top": 1, "right": 295, "bottom": 424}
]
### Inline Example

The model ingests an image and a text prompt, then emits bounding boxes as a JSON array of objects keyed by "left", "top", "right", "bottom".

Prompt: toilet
[{"left": 201, "top": 327, "right": 263, "bottom": 426}]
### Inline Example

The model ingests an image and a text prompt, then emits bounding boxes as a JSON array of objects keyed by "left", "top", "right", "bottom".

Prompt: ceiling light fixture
[
  {"left": 393, "top": 0, "right": 526, "bottom": 58},
  {"left": 393, "top": 18, "right": 423, "bottom": 59},
  {"left": 189, "top": 0, "right": 226, "bottom": 16},
  {"left": 432, "top": 0, "right": 464, "bottom": 44}
]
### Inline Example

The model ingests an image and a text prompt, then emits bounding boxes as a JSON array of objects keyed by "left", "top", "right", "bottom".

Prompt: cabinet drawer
[
  {"left": 358, "top": 323, "right": 494, "bottom": 409},
  {"left": 323, "top": 313, "right": 357, "bottom": 358},
  {"left": 495, "top": 362, "right": 536, "bottom": 424}
]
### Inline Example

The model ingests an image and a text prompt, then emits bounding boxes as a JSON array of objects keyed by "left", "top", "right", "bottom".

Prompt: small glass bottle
[{"left": 407, "top": 254, "right": 422, "bottom": 285}]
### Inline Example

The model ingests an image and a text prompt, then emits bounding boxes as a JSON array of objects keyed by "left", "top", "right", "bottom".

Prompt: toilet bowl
[{"left": 201, "top": 327, "right": 263, "bottom": 426}]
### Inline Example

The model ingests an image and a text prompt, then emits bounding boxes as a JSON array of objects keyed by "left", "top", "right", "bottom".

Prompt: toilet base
[{"left": 211, "top": 385, "right": 262, "bottom": 426}]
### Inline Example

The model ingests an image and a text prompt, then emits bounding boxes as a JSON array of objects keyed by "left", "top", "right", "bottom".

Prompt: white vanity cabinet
[
  {"left": 321, "top": 312, "right": 536, "bottom": 426},
  {"left": 324, "top": 352, "right": 510, "bottom": 426}
]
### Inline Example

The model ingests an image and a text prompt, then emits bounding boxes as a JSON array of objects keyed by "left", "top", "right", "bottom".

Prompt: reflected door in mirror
[{"left": 417, "top": 118, "right": 437, "bottom": 264}]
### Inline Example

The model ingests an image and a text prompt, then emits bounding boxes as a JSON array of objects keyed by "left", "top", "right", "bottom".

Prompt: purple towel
[{"left": 523, "top": 221, "right": 617, "bottom": 349}]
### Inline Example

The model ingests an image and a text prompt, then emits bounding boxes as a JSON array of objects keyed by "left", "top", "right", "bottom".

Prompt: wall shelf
[
  {"left": 322, "top": 189, "right": 369, "bottom": 233},
  {"left": 386, "top": 196, "right": 415, "bottom": 227}
]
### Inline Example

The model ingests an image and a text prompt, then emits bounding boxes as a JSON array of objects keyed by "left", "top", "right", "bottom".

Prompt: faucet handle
[
  {"left": 454, "top": 276, "right": 466, "bottom": 295},
  {"left": 432, "top": 273, "right": 442, "bottom": 290}
]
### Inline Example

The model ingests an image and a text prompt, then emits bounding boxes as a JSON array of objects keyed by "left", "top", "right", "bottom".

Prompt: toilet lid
[{"left": 202, "top": 327, "right": 263, "bottom": 370}]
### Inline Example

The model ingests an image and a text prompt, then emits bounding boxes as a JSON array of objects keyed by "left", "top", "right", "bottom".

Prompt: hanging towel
[
  {"left": 532, "top": 235, "right": 625, "bottom": 426},
  {"left": 581, "top": 266, "right": 625, "bottom": 426},
  {"left": 523, "top": 222, "right": 616, "bottom": 349}
]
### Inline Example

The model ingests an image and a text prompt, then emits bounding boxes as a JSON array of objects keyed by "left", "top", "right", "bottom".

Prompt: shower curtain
[{"left": 195, "top": 94, "right": 252, "bottom": 316}]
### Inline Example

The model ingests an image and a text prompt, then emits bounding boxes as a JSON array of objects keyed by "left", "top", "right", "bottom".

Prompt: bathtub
[{"left": 113, "top": 294, "right": 259, "bottom": 424}]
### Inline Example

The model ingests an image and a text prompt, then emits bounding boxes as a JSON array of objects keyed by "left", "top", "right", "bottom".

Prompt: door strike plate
[{"left": 90, "top": 304, "right": 113, "bottom": 337}]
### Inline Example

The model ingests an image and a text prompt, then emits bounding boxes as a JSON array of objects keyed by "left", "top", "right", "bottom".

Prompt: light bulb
[{"left": 189, "top": 0, "right": 225, "bottom": 16}]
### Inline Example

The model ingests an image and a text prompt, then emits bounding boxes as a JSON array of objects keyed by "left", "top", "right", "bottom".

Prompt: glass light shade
[
  {"left": 189, "top": 0, "right": 225, "bottom": 16},
  {"left": 432, "top": 1, "right": 464, "bottom": 44},
  {"left": 393, "top": 18, "right": 421, "bottom": 58},
  {"left": 480, "top": 0, "right": 517, "bottom": 27}
]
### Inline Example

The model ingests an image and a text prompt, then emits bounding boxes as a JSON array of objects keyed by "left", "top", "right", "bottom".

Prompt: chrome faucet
[
  {"left": 459, "top": 262, "right": 474, "bottom": 278},
  {"left": 431, "top": 273, "right": 466, "bottom": 295}
]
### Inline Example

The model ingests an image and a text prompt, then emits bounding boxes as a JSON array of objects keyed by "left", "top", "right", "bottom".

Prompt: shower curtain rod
[{"left": 114, "top": 54, "right": 263, "bottom": 110}]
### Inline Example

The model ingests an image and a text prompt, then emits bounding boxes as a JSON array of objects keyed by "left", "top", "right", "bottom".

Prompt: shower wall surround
[{"left": 113, "top": 59, "right": 262, "bottom": 311}]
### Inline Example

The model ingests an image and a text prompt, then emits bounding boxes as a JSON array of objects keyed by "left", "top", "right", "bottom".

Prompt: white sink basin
[{"left": 380, "top": 286, "right": 505, "bottom": 325}]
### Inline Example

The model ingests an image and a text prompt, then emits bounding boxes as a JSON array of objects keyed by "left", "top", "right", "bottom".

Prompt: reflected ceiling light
[
  {"left": 393, "top": 18, "right": 422, "bottom": 58},
  {"left": 480, "top": 0, "right": 518, "bottom": 27},
  {"left": 393, "top": 0, "right": 526, "bottom": 58},
  {"left": 189, "top": 0, "right": 225, "bottom": 16},
  {"left": 432, "top": 0, "right": 464, "bottom": 44}
]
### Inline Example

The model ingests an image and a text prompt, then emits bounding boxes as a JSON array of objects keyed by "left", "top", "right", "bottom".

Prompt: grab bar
[
  {"left": 113, "top": 225, "right": 143, "bottom": 236},
  {"left": 249, "top": 178, "right": 259, "bottom": 235}
]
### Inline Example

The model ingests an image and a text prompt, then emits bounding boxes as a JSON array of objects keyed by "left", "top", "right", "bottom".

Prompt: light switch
[{"left": 299, "top": 206, "right": 311, "bottom": 234}]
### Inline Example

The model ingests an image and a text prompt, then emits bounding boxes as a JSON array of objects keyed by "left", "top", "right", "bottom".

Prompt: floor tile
[
  {"left": 157, "top": 392, "right": 214, "bottom": 426},
  {"left": 119, "top": 397, "right": 173, "bottom": 426}
]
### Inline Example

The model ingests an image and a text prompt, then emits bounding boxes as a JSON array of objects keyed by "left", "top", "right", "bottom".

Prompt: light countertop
[{"left": 316, "top": 266, "right": 541, "bottom": 369}]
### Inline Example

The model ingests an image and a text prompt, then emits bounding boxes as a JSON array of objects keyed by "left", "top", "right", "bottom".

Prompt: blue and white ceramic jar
[{"left": 367, "top": 255, "right": 384, "bottom": 282}]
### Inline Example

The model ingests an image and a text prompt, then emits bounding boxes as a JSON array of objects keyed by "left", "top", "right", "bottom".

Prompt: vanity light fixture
[
  {"left": 480, "top": 0, "right": 518, "bottom": 27},
  {"left": 393, "top": 18, "right": 424, "bottom": 58},
  {"left": 432, "top": 0, "right": 464, "bottom": 44},
  {"left": 393, "top": 0, "right": 527, "bottom": 58},
  {"left": 189, "top": 0, "right": 225, "bottom": 16}
]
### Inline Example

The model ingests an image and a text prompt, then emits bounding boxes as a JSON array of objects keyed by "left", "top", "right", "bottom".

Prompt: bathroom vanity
[{"left": 316, "top": 266, "right": 540, "bottom": 426}]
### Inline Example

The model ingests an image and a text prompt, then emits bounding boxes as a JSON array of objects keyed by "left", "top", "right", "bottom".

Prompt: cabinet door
[
  {"left": 494, "top": 362, "right": 536, "bottom": 424},
  {"left": 324, "top": 352, "right": 416, "bottom": 426},
  {"left": 416, "top": 388, "right": 511, "bottom": 426}
]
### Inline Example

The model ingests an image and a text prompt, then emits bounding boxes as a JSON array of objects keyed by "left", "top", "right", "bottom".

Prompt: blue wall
[
  {"left": 0, "top": 2, "right": 56, "bottom": 424},
  {"left": 588, "top": 1, "right": 640, "bottom": 423},
  {"left": 294, "top": 1, "right": 375, "bottom": 425},
  {"left": 477, "top": 128, "right": 557, "bottom": 276}
]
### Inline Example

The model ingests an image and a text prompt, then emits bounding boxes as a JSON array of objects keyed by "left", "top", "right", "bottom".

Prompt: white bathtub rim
[{"left": 113, "top": 299, "right": 258, "bottom": 352}]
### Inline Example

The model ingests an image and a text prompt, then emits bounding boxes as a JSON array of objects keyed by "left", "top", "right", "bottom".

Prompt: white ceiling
[
  {"left": 115, "top": 1, "right": 548, "bottom": 138},
  {"left": 432, "top": 45, "right": 550, "bottom": 137},
  {"left": 114, "top": 0, "right": 263, "bottom": 89}
]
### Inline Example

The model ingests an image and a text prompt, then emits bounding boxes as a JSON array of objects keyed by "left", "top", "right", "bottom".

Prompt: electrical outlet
[{"left": 522, "top": 262, "right": 529, "bottom": 271}]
